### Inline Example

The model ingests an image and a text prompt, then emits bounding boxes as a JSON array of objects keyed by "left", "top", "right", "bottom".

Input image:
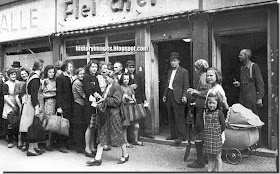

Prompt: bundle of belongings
[{"left": 226, "top": 103, "right": 265, "bottom": 129}]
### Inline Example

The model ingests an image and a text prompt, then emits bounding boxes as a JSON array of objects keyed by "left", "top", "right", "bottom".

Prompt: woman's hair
[
  {"left": 207, "top": 67, "right": 223, "bottom": 84},
  {"left": 7, "top": 68, "right": 16, "bottom": 77},
  {"left": 19, "top": 67, "right": 30, "bottom": 81},
  {"left": 119, "top": 73, "right": 132, "bottom": 86},
  {"left": 61, "top": 60, "right": 73, "bottom": 72},
  {"left": 75, "top": 67, "right": 85, "bottom": 76},
  {"left": 32, "top": 59, "right": 44, "bottom": 71},
  {"left": 194, "top": 59, "right": 209, "bottom": 72},
  {"left": 44, "top": 65, "right": 56, "bottom": 79},
  {"left": 206, "top": 92, "right": 221, "bottom": 109},
  {"left": 85, "top": 59, "right": 99, "bottom": 74}
]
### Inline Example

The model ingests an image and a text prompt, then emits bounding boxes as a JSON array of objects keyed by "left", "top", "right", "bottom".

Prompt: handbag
[
  {"left": 7, "top": 110, "right": 19, "bottom": 129},
  {"left": 129, "top": 103, "right": 146, "bottom": 122},
  {"left": 26, "top": 117, "right": 48, "bottom": 142},
  {"left": 45, "top": 113, "right": 70, "bottom": 136}
]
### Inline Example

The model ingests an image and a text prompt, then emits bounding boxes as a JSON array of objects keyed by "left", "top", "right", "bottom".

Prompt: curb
[{"left": 139, "top": 137, "right": 277, "bottom": 158}]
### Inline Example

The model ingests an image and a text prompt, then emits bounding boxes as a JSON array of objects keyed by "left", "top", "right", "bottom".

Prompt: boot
[{"left": 187, "top": 142, "right": 205, "bottom": 168}]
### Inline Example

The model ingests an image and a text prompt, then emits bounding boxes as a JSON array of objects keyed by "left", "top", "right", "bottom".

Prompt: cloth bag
[
  {"left": 129, "top": 103, "right": 146, "bottom": 122},
  {"left": 226, "top": 103, "right": 264, "bottom": 127},
  {"left": 45, "top": 113, "right": 70, "bottom": 136},
  {"left": 26, "top": 117, "right": 47, "bottom": 143}
]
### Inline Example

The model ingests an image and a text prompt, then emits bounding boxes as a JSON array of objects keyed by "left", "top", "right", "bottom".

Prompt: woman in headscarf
[{"left": 187, "top": 59, "right": 211, "bottom": 168}]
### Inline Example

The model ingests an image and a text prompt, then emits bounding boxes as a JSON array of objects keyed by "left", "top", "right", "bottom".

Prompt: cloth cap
[
  {"left": 170, "top": 52, "right": 181, "bottom": 60},
  {"left": 126, "top": 60, "right": 136, "bottom": 66}
]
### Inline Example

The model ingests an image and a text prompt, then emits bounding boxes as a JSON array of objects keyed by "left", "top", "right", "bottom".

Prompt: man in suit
[{"left": 163, "top": 52, "right": 189, "bottom": 145}]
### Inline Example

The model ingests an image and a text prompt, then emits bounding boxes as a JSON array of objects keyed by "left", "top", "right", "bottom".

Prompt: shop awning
[{"left": 55, "top": 11, "right": 195, "bottom": 36}]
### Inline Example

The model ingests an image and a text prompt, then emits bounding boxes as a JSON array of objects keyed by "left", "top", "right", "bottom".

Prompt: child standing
[
  {"left": 203, "top": 93, "right": 226, "bottom": 172},
  {"left": 120, "top": 73, "right": 137, "bottom": 148}
]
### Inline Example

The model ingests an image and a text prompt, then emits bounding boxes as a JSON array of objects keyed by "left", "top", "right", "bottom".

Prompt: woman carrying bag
[{"left": 19, "top": 59, "right": 45, "bottom": 156}]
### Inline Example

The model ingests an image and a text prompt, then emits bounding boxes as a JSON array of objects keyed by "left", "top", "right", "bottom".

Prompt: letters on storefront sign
[
  {"left": 64, "top": 0, "right": 156, "bottom": 20},
  {"left": 0, "top": 8, "right": 38, "bottom": 33}
]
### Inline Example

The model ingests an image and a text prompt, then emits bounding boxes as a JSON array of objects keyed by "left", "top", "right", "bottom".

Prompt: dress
[
  {"left": 97, "top": 81, "right": 125, "bottom": 147},
  {"left": 203, "top": 109, "right": 225, "bottom": 155},
  {"left": 239, "top": 62, "right": 264, "bottom": 115},
  {"left": 42, "top": 79, "right": 56, "bottom": 117},
  {"left": 19, "top": 73, "right": 40, "bottom": 133}
]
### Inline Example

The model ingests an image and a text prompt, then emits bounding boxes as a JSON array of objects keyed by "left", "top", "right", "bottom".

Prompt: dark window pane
[
  {"left": 108, "top": 32, "right": 135, "bottom": 53},
  {"left": 90, "top": 36, "right": 106, "bottom": 55},
  {"left": 72, "top": 59, "right": 87, "bottom": 71},
  {"left": 66, "top": 39, "right": 87, "bottom": 56}
]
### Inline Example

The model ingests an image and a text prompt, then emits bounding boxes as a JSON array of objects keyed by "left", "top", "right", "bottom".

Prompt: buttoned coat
[{"left": 163, "top": 66, "right": 189, "bottom": 104}]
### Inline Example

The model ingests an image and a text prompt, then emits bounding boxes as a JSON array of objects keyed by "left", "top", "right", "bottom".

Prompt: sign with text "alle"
[{"left": 0, "top": 0, "right": 56, "bottom": 43}]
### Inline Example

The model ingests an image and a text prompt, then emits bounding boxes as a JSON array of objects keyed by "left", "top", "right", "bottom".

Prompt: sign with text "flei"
[
  {"left": 57, "top": 0, "right": 199, "bottom": 32},
  {"left": 0, "top": 0, "right": 56, "bottom": 43}
]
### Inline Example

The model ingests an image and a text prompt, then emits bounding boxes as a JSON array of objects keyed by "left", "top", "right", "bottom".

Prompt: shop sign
[
  {"left": 57, "top": 0, "right": 199, "bottom": 32},
  {"left": 0, "top": 0, "right": 56, "bottom": 43}
]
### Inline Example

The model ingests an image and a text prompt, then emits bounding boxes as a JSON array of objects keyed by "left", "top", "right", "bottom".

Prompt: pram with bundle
[{"left": 222, "top": 104, "right": 264, "bottom": 165}]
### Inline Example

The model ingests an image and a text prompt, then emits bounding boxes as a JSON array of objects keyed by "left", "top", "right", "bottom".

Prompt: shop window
[
  {"left": 71, "top": 59, "right": 87, "bottom": 71},
  {"left": 109, "top": 55, "right": 135, "bottom": 72},
  {"left": 66, "top": 39, "right": 87, "bottom": 56},
  {"left": 108, "top": 32, "right": 135, "bottom": 53},
  {"left": 90, "top": 36, "right": 106, "bottom": 55}
]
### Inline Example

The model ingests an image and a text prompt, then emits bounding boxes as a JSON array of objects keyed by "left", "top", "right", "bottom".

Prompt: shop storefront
[
  {"left": 0, "top": 0, "right": 56, "bottom": 70},
  {"left": 56, "top": 0, "right": 200, "bottom": 134},
  {"left": 55, "top": 0, "right": 278, "bottom": 149}
]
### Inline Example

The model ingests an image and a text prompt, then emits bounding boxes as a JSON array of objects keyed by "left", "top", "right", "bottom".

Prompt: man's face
[
  {"left": 170, "top": 58, "right": 180, "bottom": 68},
  {"left": 127, "top": 66, "right": 135, "bottom": 74},
  {"left": 238, "top": 50, "right": 247, "bottom": 62},
  {"left": 114, "top": 63, "right": 122, "bottom": 74},
  {"left": 66, "top": 63, "right": 73, "bottom": 74}
]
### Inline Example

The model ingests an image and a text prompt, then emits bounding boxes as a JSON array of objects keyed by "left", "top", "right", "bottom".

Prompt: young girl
[
  {"left": 203, "top": 93, "right": 226, "bottom": 172},
  {"left": 206, "top": 67, "right": 229, "bottom": 111},
  {"left": 120, "top": 73, "right": 137, "bottom": 148}
]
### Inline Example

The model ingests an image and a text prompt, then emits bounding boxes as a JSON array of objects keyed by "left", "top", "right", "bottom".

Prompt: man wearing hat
[
  {"left": 11, "top": 61, "right": 22, "bottom": 81},
  {"left": 126, "top": 60, "right": 154, "bottom": 142},
  {"left": 163, "top": 52, "right": 189, "bottom": 145}
]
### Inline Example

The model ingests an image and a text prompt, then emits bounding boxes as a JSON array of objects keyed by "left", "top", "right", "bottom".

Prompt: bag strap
[{"left": 249, "top": 62, "right": 254, "bottom": 79}]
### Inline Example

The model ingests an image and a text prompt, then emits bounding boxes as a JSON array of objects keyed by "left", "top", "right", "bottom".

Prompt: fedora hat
[
  {"left": 126, "top": 60, "right": 135, "bottom": 67},
  {"left": 170, "top": 52, "right": 181, "bottom": 60},
  {"left": 11, "top": 61, "right": 21, "bottom": 68}
]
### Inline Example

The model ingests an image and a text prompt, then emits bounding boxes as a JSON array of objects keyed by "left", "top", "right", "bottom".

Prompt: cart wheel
[
  {"left": 242, "top": 147, "right": 252, "bottom": 158},
  {"left": 226, "top": 148, "right": 242, "bottom": 165}
]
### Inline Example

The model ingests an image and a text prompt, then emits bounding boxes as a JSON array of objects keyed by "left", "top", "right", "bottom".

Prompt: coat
[{"left": 163, "top": 66, "right": 189, "bottom": 104}]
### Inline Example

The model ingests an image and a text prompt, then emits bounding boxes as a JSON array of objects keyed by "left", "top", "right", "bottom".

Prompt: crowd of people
[
  {"left": 0, "top": 59, "right": 152, "bottom": 166},
  {"left": 0, "top": 48, "right": 264, "bottom": 171}
]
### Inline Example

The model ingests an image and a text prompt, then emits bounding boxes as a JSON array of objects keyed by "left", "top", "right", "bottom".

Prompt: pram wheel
[
  {"left": 242, "top": 147, "right": 253, "bottom": 158},
  {"left": 226, "top": 148, "right": 242, "bottom": 165}
]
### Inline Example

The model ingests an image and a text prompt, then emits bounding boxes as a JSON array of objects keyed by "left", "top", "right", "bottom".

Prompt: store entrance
[
  {"left": 157, "top": 40, "right": 191, "bottom": 135},
  {"left": 218, "top": 32, "right": 268, "bottom": 146}
]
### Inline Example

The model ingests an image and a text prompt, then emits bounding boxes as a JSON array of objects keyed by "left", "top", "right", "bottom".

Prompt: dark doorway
[
  {"left": 157, "top": 40, "right": 191, "bottom": 134},
  {"left": 219, "top": 32, "right": 268, "bottom": 146}
]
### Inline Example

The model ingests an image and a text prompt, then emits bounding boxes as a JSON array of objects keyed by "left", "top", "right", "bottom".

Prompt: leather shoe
[
  {"left": 27, "top": 151, "right": 39, "bottom": 156},
  {"left": 85, "top": 151, "right": 95, "bottom": 158},
  {"left": 86, "top": 159, "right": 102, "bottom": 166},
  {"left": 166, "top": 136, "right": 177, "bottom": 140},
  {"left": 35, "top": 148, "right": 45, "bottom": 154},
  {"left": 117, "top": 155, "right": 129, "bottom": 164},
  {"left": 58, "top": 147, "right": 69, "bottom": 153}
]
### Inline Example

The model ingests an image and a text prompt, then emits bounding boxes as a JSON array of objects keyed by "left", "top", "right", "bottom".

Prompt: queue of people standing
[
  {"left": 0, "top": 59, "right": 149, "bottom": 164},
  {"left": 163, "top": 49, "right": 264, "bottom": 172}
]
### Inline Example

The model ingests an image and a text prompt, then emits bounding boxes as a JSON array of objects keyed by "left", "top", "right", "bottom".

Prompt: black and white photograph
[{"left": 0, "top": 0, "right": 278, "bottom": 173}]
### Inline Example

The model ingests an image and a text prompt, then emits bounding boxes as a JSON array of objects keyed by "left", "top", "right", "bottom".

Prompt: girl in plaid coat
[{"left": 203, "top": 93, "right": 226, "bottom": 172}]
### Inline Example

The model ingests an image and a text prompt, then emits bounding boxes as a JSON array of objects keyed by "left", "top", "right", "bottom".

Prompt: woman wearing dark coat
[
  {"left": 82, "top": 60, "right": 102, "bottom": 157},
  {"left": 86, "top": 66, "right": 129, "bottom": 166}
]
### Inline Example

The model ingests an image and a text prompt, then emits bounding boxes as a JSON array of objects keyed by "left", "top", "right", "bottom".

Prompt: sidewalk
[{"left": 139, "top": 132, "right": 277, "bottom": 158}]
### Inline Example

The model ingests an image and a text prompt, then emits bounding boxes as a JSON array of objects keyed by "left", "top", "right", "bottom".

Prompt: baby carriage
[
  {"left": 222, "top": 124, "right": 259, "bottom": 164},
  {"left": 222, "top": 104, "right": 264, "bottom": 165}
]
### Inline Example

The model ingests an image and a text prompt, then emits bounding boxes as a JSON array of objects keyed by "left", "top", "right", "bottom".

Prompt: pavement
[{"left": 0, "top": 138, "right": 277, "bottom": 173}]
